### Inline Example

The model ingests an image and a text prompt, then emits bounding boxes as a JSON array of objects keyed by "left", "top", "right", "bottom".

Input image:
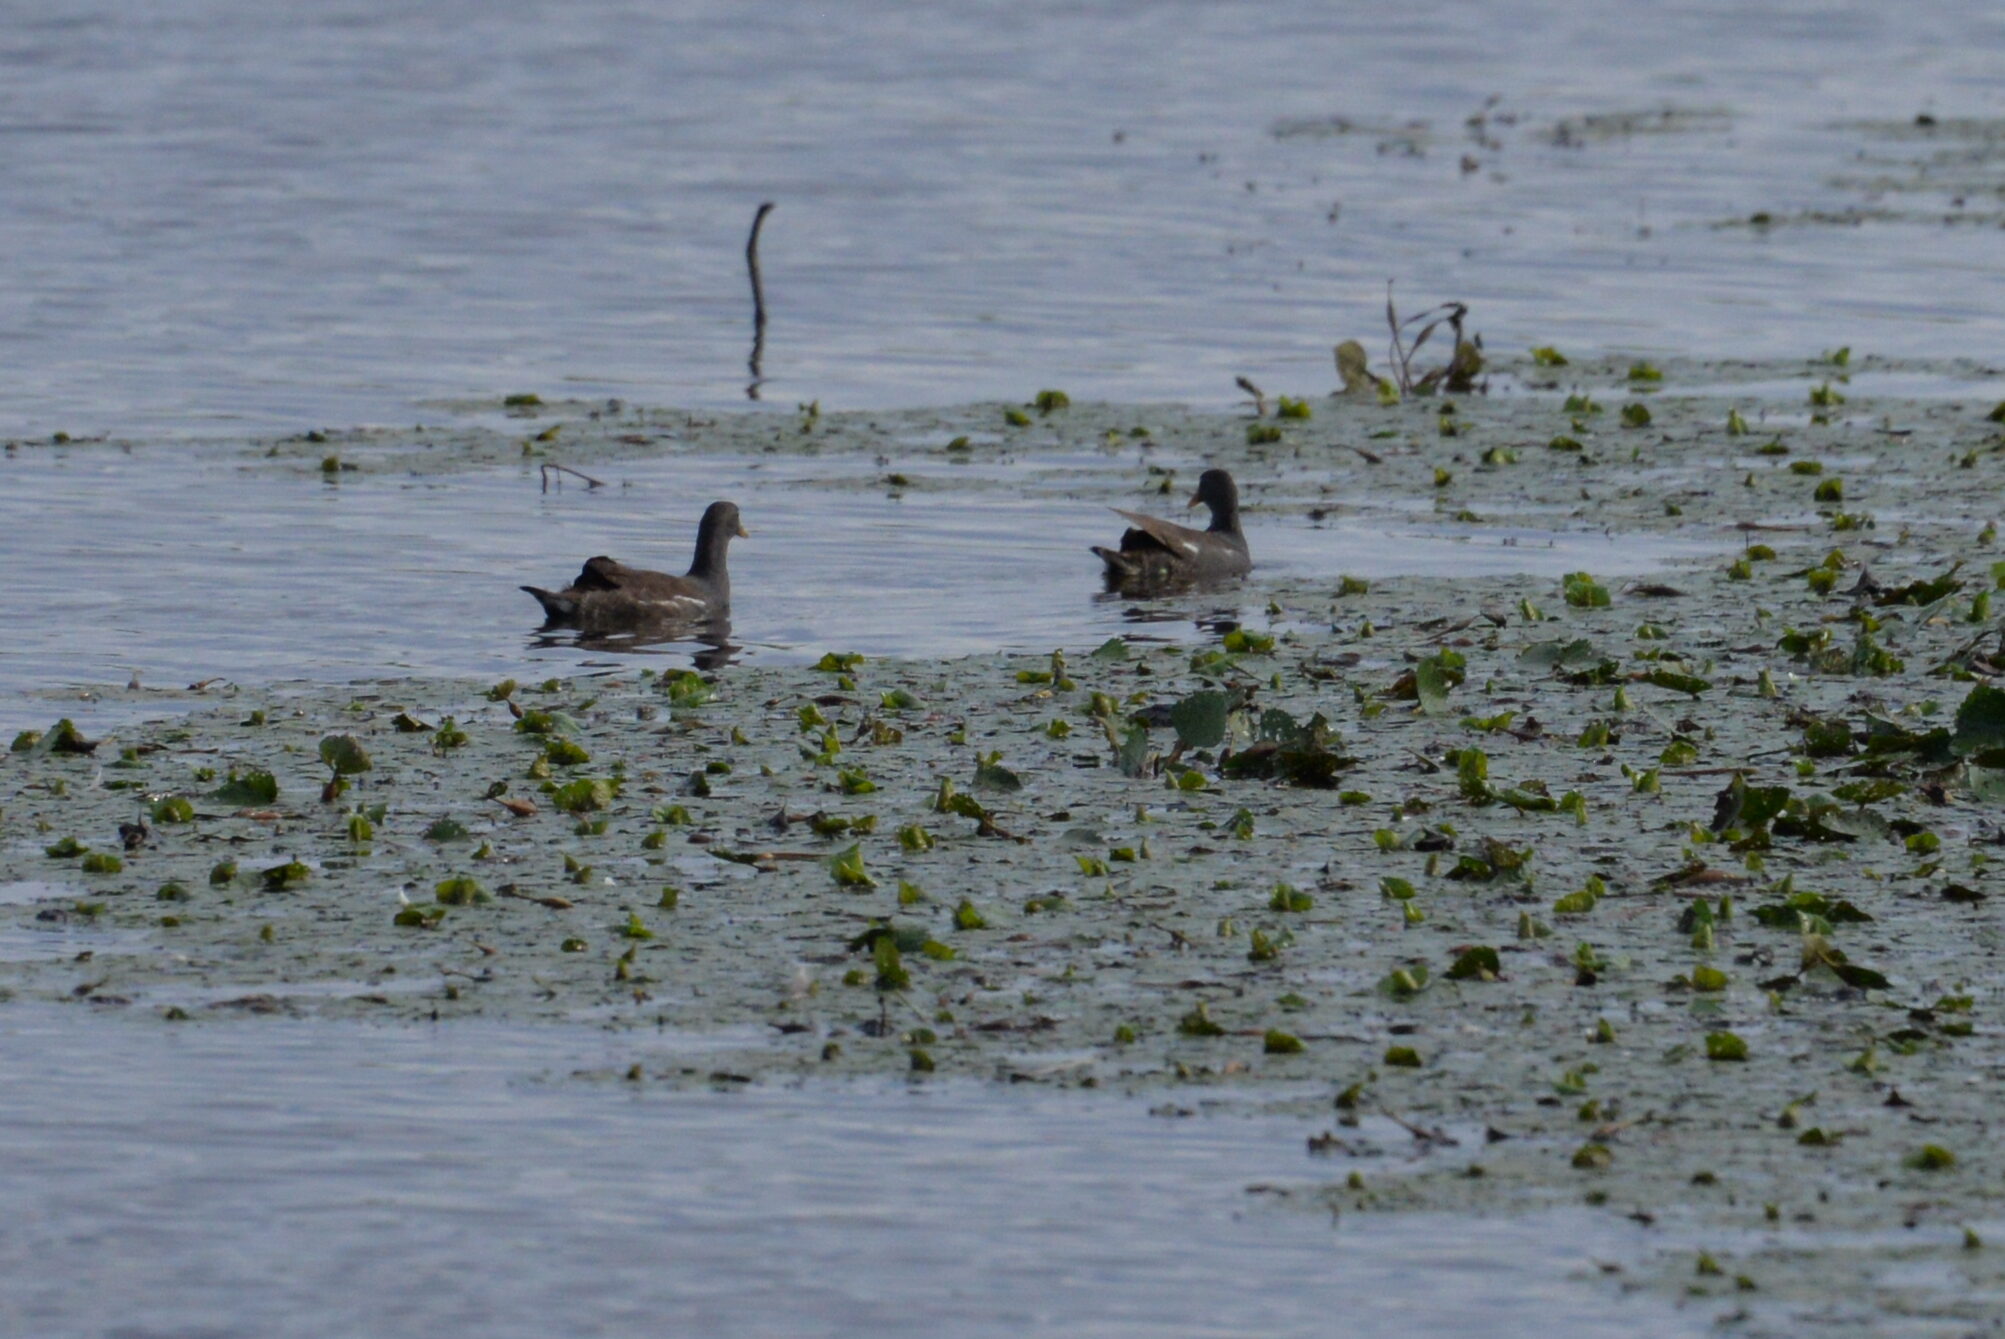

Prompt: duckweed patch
[{"left": 9, "top": 367, "right": 2005, "bottom": 1330}]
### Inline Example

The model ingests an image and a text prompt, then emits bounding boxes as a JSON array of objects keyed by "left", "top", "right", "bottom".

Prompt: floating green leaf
[
  {"left": 261, "top": 860, "right": 311, "bottom": 891},
  {"left": 1178, "top": 1003, "right": 1226, "bottom": 1037},
  {"left": 830, "top": 844, "right": 877, "bottom": 889},
  {"left": 1446, "top": 946, "right": 1502, "bottom": 981},
  {"left": 1563, "top": 573, "right": 1611, "bottom": 608},
  {"left": 210, "top": 770, "right": 279, "bottom": 806},
  {"left": 1377, "top": 963, "right": 1430, "bottom": 999},
  {"left": 318, "top": 734, "right": 372, "bottom": 777},
  {"left": 973, "top": 757, "right": 1023, "bottom": 792},
  {"left": 550, "top": 778, "right": 616, "bottom": 813},
  {"left": 434, "top": 875, "right": 489, "bottom": 905},
  {"left": 1169, "top": 691, "right": 1230, "bottom": 749},
  {"left": 150, "top": 795, "right": 195, "bottom": 824},
  {"left": 1907, "top": 1145, "right": 1956, "bottom": 1171}
]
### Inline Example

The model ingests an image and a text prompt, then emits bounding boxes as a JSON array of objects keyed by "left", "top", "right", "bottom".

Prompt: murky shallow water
[
  {"left": 0, "top": 440, "right": 1722, "bottom": 698},
  {"left": 0, "top": 1007, "right": 1703, "bottom": 1339},
  {"left": 2, "top": 0, "right": 2001, "bottom": 438}
]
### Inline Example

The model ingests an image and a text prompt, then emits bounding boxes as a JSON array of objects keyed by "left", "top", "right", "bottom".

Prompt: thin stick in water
[
  {"left": 539, "top": 463, "right": 606, "bottom": 493},
  {"left": 746, "top": 201, "right": 775, "bottom": 398}
]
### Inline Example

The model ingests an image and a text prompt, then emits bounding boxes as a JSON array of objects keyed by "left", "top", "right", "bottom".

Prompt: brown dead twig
[
  {"left": 539, "top": 463, "right": 605, "bottom": 492},
  {"left": 1385, "top": 284, "right": 1483, "bottom": 395}
]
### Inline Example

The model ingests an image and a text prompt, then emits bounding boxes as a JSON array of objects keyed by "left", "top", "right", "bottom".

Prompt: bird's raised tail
[
  {"left": 521, "top": 585, "right": 579, "bottom": 621},
  {"left": 1091, "top": 545, "right": 1145, "bottom": 581}
]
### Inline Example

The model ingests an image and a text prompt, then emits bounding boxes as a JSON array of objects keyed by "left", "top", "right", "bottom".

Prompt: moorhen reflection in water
[{"left": 530, "top": 617, "right": 740, "bottom": 670}]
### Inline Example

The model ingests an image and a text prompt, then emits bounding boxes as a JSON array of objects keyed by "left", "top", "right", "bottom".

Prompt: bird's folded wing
[{"left": 1109, "top": 508, "right": 1203, "bottom": 559}]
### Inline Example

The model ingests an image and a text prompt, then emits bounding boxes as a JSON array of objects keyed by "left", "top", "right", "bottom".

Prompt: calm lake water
[
  {"left": 0, "top": 1008, "right": 1707, "bottom": 1339},
  {"left": 0, "top": 441, "right": 1725, "bottom": 701},
  {"left": 0, "top": 5, "right": 1989, "bottom": 1332},
  {"left": 0, "top": 0, "right": 2000, "bottom": 438}
]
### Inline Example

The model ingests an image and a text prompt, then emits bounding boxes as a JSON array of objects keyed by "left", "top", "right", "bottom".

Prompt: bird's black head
[{"left": 1186, "top": 469, "right": 1240, "bottom": 531}]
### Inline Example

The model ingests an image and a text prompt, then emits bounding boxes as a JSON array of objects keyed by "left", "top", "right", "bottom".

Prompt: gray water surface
[
  {"left": 0, "top": 441, "right": 1719, "bottom": 698},
  {"left": 1, "top": 0, "right": 2000, "bottom": 438},
  {"left": 0, "top": 1007, "right": 1706, "bottom": 1339}
]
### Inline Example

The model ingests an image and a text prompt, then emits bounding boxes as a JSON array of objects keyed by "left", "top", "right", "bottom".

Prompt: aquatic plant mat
[{"left": 8, "top": 354, "right": 2005, "bottom": 1332}]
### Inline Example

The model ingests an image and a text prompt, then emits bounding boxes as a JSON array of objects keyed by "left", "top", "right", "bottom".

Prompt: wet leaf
[
  {"left": 318, "top": 734, "right": 372, "bottom": 776},
  {"left": 32, "top": 719, "right": 97, "bottom": 757},
  {"left": 1644, "top": 668, "right": 1711, "bottom": 696},
  {"left": 830, "top": 843, "right": 877, "bottom": 889},
  {"left": 1519, "top": 638, "right": 1601, "bottom": 670},
  {"left": 1414, "top": 657, "right": 1454, "bottom": 716},
  {"left": 1875, "top": 565, "right": 1963, "bottom": 607},
  {"left": 973, "top": 757, "right": 1022, "bottom": 792},
  {"left": 1223, "top": 711, "right": 1356, "bottom": 787},
  {"left": 1377, "top": 963, "right": 1430, "bottom": 999},
  {"left": 1562, "top": 573, "right": 1611, "bottom": 608},
  {"left": 1169, "top": 691, "right": 1230, "bottom": 749},
  {"left": 814, "top": 651, "right": 865, "bottom": 673},
  {"left": 1952, "top": 683, "right": 2005, "bottom": 757},
  {"left": 1335, "top": 340, "right": 1375, "bottom": 393},
  {"left": 872, "top": 936, "right": 910, "bottom": 990},
  {"left": 544, "top": 737, "right": 591, "bottom": 767},
  {"left": 1178, "top": 1003, "right": 1226, "bottom": 1037},
  {"left": 1552, "top": 887, "right": 1598, "bottom": 916},
  {"left": 550, "top": 778, "right": 616, "bottom": 813},
  {"left": 1709, "top": 776, "right": 1792, "bottom": 833},
  {"left": 1446, "top": 946, "right": 1502, "bottom": 981},
  {"left": 261, "top": 860, "right": 311, "bottom": 891},
  {"left": 1445, "top": 838, "right": 1533, "bottom": 884},
  {"left": 434, "top": 875, "right": 488, "bottom": 905},
  {"left": 1704, "top": 1031, "right": 1749, "bottom": 1062},
  {"left": 1269, "top": 884, "right": 1314, "bottom": 913},
  {"left": 1114, "top": 722, "right": 1151, "bottom": 778},
  {"left": 1456, "top": 748, "right": 1491, "bottom": 803},
  {"left": 150, "top": 796, "right": 195, "bottom": 824},
  {"left": 206, "top": 768, "right": 279, "bottom": 807}
]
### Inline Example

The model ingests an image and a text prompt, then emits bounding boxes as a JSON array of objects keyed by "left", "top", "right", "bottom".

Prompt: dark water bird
[
  {"left": 1092, "top": 468, "right": 1250, "bottom": 591},
  {"left": 523, "top": 500, "right": 747, "bottom": 629}
]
